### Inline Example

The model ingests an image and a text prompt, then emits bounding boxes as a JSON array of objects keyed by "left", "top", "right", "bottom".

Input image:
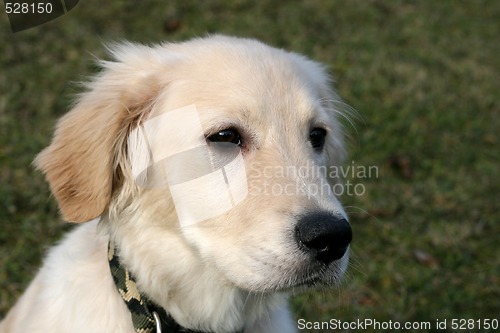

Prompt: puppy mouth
[
  {"left": 283, "top": 255, "right": 350, "bottom": 291},
  {"left": 293, "top": 275, "right": 323, "bottom": 288},
  {"left": 277, "top": 265, "right": 333, "bottom": 291},
  {"left": 239, "top": 245, "right": 349, "bottom": 292},
  {"left": 252, "top": 275, "right": 323, "bottom": 293}
]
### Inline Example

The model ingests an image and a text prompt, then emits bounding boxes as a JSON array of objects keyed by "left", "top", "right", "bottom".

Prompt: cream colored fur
[{"left": 0, "top": 35, "right": 349, "bottom": 333}]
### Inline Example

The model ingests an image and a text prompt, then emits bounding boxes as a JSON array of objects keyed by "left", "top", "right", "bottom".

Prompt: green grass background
[{"left": 1, "top": 1, "right": 498, "bottom": 331}]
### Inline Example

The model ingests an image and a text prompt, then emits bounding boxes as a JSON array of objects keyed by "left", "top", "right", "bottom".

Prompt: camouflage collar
[{"left": 108, "top": 240, "right": 204, "bottom": 333}]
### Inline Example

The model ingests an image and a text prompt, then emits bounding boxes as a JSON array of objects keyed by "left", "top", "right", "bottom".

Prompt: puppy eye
[
  {"left": 207, "top": 128, "right": 242, "bottom": 146},
  {"left": 309, "top": 128, "right": 327, "bottom": 151}
]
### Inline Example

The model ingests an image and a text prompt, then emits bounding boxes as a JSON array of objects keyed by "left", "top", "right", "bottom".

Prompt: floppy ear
[{"left": 35, "top": 44, "right": 162, "bottom": 222}]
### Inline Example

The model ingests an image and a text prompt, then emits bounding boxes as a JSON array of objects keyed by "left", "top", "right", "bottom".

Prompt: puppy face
[{"left": 36, "top": 36, "right": 351, "bottom": 295}]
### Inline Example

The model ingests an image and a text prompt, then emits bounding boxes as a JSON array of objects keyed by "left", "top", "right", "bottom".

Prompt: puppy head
[{"left": 36, "top": 36, "right": 351, "bottom": 293}]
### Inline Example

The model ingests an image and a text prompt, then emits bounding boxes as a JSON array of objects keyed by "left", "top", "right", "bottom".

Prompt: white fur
[{"left": 0, "top": 35, "right": 349, "bottom": 333}]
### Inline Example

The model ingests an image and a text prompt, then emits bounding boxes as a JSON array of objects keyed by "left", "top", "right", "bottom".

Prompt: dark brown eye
[
  {"left": 208, "top": 128, "right": 242, "bottom": 146},
  {"left": 309, "top": 128, "right": 327, "bottom": 151}
]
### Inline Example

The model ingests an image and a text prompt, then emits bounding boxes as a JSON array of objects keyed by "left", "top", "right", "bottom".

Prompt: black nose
[{"left": 295, "top": 211, "right": 352, "bottom": 264}]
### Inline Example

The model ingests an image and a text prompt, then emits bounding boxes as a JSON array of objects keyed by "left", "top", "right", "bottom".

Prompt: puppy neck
[{"left": 102, "top": 211, "right": 285, "bottom": 332}]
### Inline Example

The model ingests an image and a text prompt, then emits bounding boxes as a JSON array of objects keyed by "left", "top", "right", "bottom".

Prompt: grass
[{"left": 1, "top": 0, "right": 498, "bottom": 331}]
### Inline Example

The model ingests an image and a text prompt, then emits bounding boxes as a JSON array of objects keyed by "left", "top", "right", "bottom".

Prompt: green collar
[{"left": 107, "top": 240, "right": 203, "bottom": 333}]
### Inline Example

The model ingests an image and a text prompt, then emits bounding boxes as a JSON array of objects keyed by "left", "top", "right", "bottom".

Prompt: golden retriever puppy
[{"left": 0, "top": 35, "right": 352, "bottom": 333}]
